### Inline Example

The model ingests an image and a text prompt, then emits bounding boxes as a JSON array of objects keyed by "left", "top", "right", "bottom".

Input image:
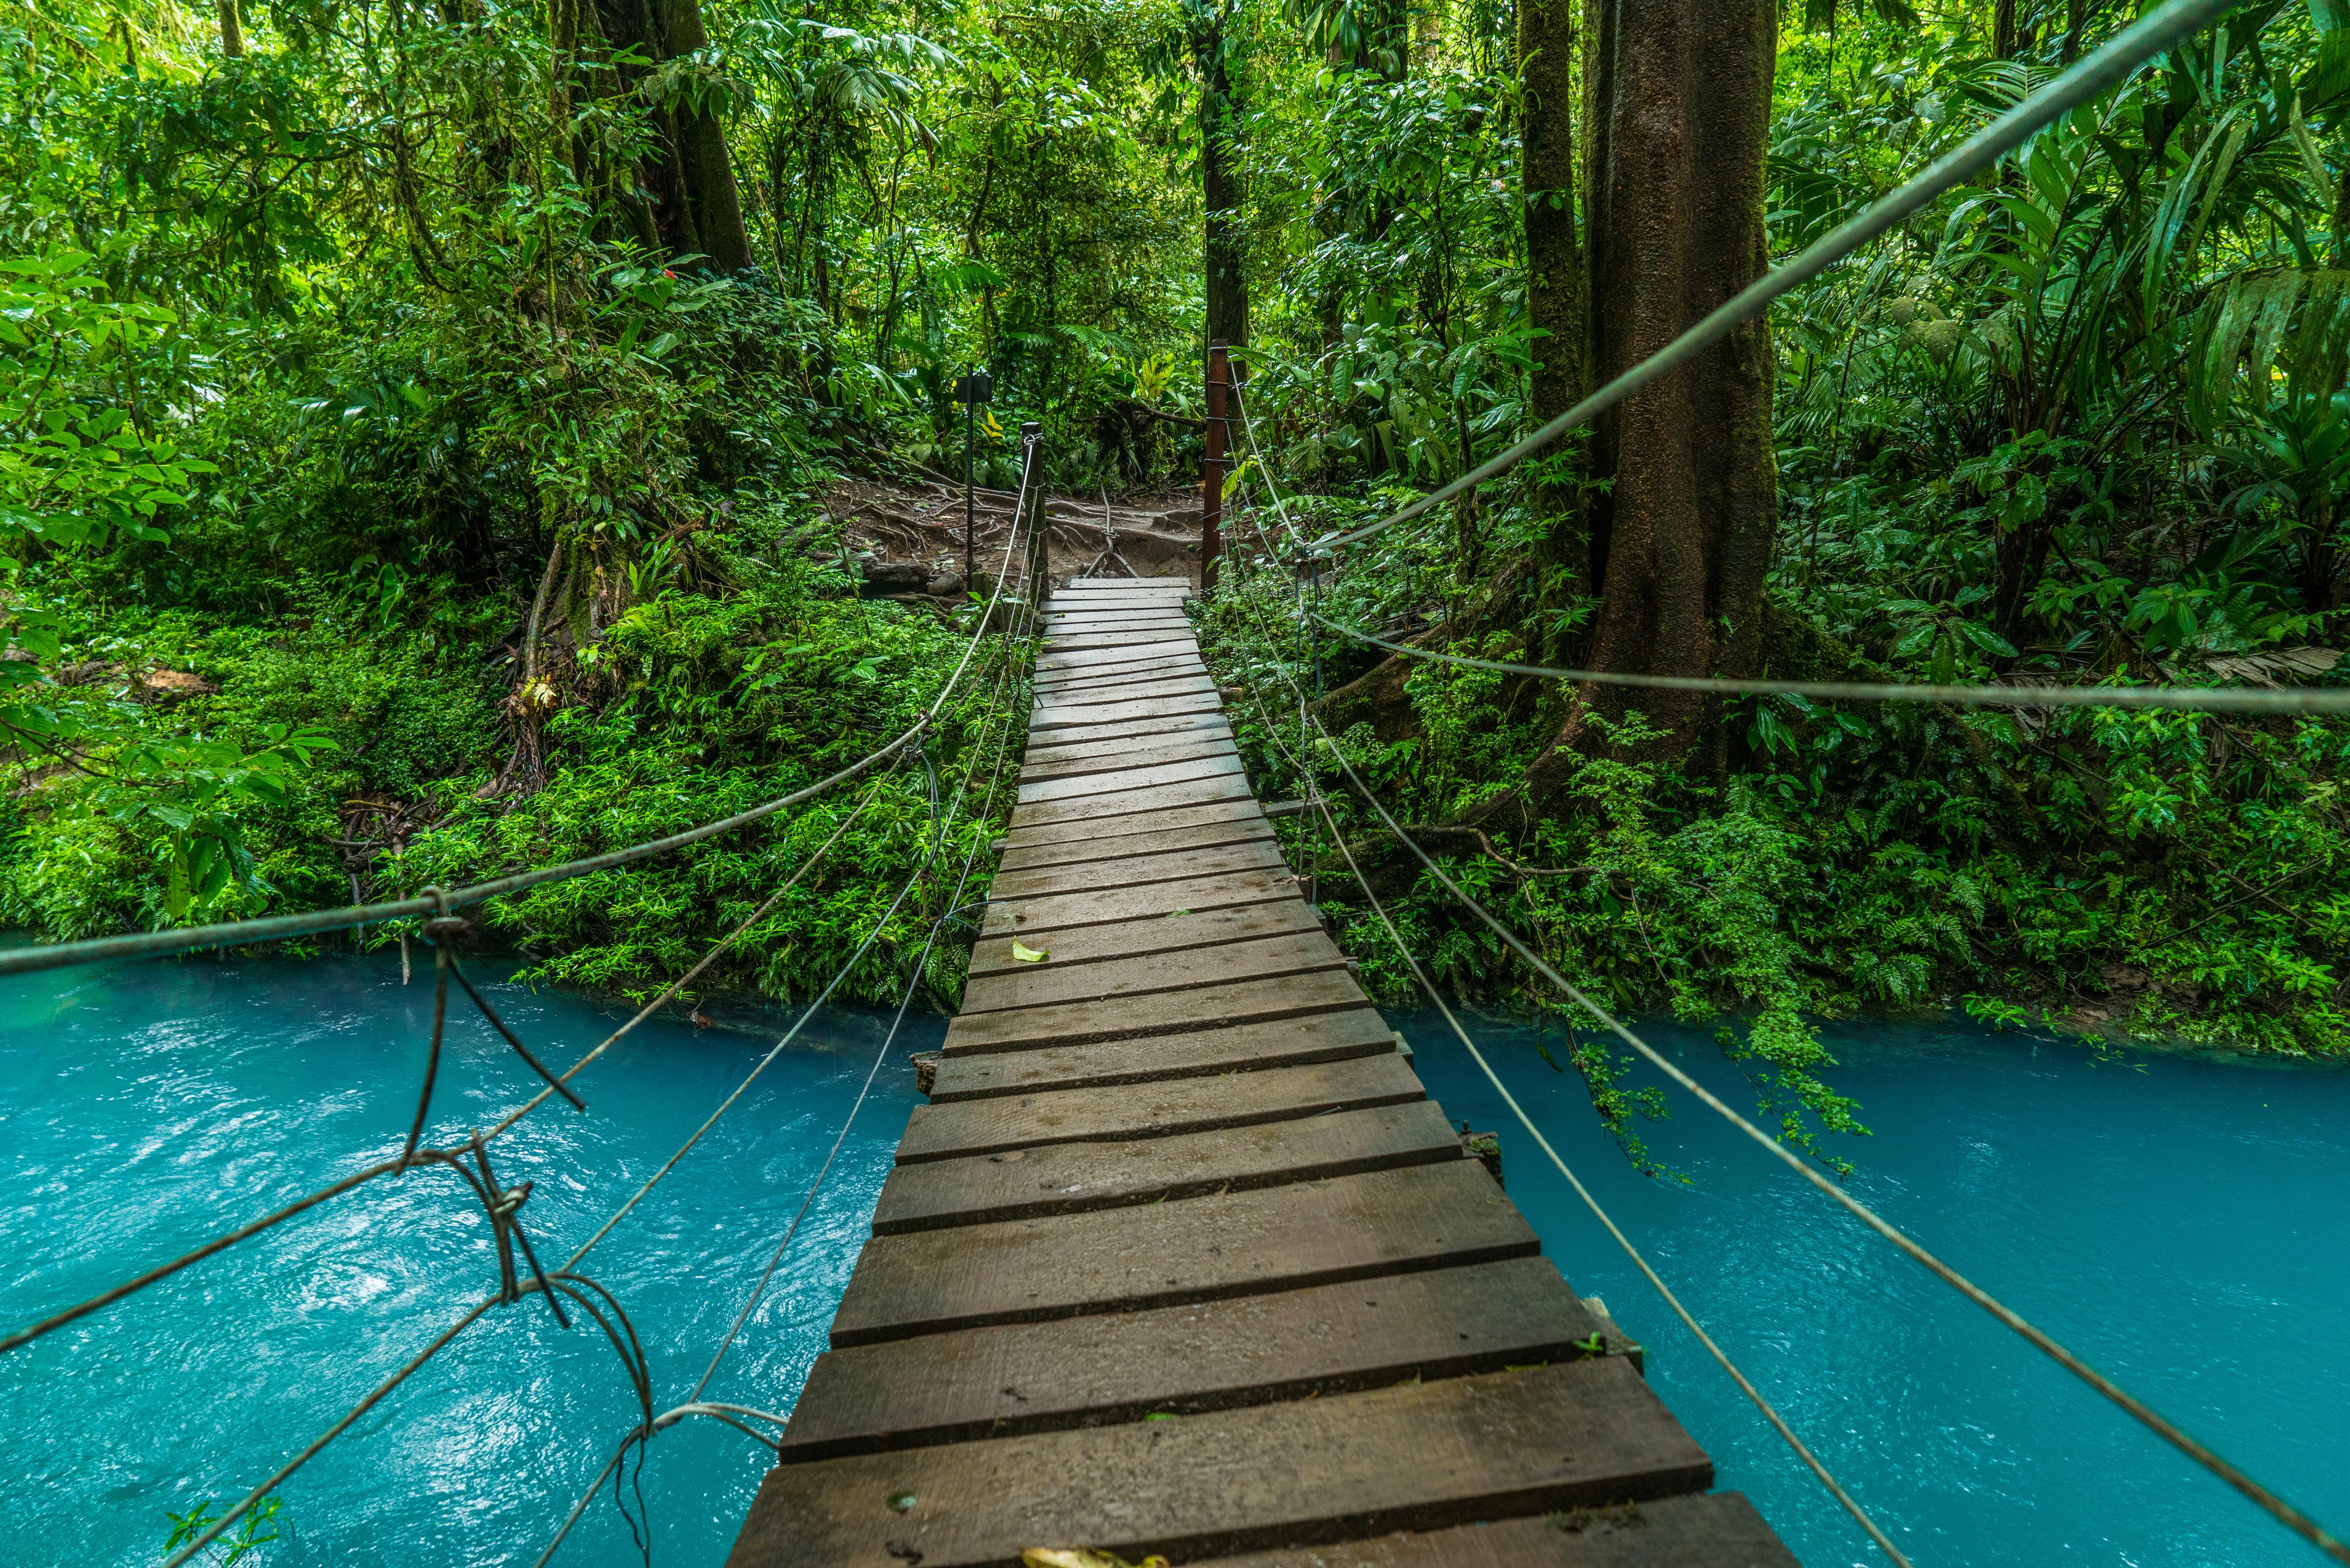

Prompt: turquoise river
[{"left": 4, "top": 953, "right": 2345, "bottom": 1566}]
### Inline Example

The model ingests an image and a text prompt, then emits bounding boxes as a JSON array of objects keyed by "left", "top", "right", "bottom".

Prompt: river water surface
[{"left": 4, "top": 955, "right": 2346, "bottom": 1566}]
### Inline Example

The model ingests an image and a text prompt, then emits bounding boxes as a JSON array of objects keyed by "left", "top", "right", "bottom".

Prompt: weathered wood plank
[
  {"left": 967, "top": 897, "right": 1320, "bottom": 976},
  {"left": 726, "top": 1360, "right": 1709, "bottom": 1568},
  {"left": 1035, "top": 638, "right": 1199, "bottom": 670},
  {"left": 996, "top": 810, "right": 1273, "bottom": 869},
  {"left": 962, "top": 929, "right": 1345, "bottom": 1016},
  {"left": 984, "top": 865, "right": 1295, "bottom": 937},
  {"left": 1182, "top": 1495, "right": 1800, "bottom": 1568},
  {"left": 1043, "top": 628, "right": 1202, "bottom": 652},
  {"left": 1034, "top": 673, "right": 1220, "bottom": 710},
  {"left": 775, "top": 1256, "right": 1600, "bottom": 1460},
  {"left": 829, "top": 1159, "right": 1533, "bottom": 1346},
  {"left": 1019, "top": 736, "right": 1238, "bottom": 782},
  {"left": 1020, "top": 710, "right": 1231, "bottom": 751},
  {"left": 990, "top": 848, "right": 1289, "bottom": 907},
  {"left": 1013, "top": 751, "right": 1243, "bottom": 805},
  {"left": 927, "top": 1010, "right": 1399, "bottom": 1101},
  {"left": 899, "top": 1052, "right": 1426, "bottom": 1160},
  {"left": 1007, "top": 773, "right": 1256, "bottom": 828},
  {"left": 1032, "top": 658, "right": 1208, "bottom": 696},
  {"left": 944, "top": 968, "right": 1365, "bottom": 1056},
  {"left": 872, "top": 1103, "right": 1463, "bottom": 1233},
  {"left": 1044, "top": 612, "right": 1194, "bottom": 633},
  {"left": 1029, "top": 692, "right": 1224, "bottom": 730}
]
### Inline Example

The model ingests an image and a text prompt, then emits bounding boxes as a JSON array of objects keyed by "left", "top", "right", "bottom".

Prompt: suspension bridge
[{"left": 11, "top": 2, "right": 2350, "bottom": 1562}]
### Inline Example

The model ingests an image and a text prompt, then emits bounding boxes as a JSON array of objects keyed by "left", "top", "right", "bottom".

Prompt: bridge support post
[{"left": 1202, "top": 339, "right": 1229, "bottom": 592}]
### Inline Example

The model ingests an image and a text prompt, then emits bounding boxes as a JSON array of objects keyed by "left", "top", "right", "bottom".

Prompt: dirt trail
[{"left": 827, "top": 476, "right": 1204, "bottom": 595}]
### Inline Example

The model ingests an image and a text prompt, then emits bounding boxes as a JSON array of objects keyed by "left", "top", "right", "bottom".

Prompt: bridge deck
[{"left": 727, "top": 577, "right": 1799, "bottom": 1568}]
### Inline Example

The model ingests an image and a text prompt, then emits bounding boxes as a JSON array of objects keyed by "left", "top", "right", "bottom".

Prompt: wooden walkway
[{"left": 727, "top": 577, "right": 1800, "bottom": 1568}]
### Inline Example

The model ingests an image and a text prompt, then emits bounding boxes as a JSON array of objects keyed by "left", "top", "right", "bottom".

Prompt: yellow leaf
[
  {"left": 1021, "top": 1552, "right": 1170, "bottom": 1568},
  {"left": 1010, "top": 940, "right": 1049, "bottom": 963}
]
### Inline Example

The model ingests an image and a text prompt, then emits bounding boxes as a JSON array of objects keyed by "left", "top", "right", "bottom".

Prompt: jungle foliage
[{"left": 1, "top": 0, "right": 2345, "bottom": 1155}]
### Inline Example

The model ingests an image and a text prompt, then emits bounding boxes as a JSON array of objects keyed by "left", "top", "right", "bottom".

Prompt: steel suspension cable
[
  {"left": 1305, "top": 612, "right": 2350, "bottom": 716},
  {"left": 1310, "top": 0, "right": 2232, "bottom": 557}
]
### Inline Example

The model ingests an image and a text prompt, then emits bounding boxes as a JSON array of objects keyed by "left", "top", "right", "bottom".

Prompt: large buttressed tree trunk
[
  {"left": 1522, "top": 0, "right": 1777, "bottom": 796},
  {"left": 594, "top": 0, "right": 753, "bottom": 273}
]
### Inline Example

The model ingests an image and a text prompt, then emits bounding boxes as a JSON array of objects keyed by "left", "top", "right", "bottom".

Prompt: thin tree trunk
[
  {"left": 595, "top": 0, "right": 753, "bottom": 273},
  {"left": 1201, "top": 15, "right": 1249, "bottom": 350},
  {"left": 1519, "top": 0, "right": 1589, "bottom": 652},
  {"left": 219, "top": 0, "right": 244, "bottom": 56}
]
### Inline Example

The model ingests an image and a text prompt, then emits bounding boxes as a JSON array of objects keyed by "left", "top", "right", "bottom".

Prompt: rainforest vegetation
[{"left": 5, "top": 0, "right": 2349, "bottom": 1152}]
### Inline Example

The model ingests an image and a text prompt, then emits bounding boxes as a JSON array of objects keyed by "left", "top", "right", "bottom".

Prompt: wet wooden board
[
  {"left": 775, "top": 1257, "right": 1599, "bottom": 1459},
  {"left": 1008, "top": 773, "right": 1258, "bottom": 828},
  {"left": 967, "top": 898, "right": 1322, "bottom": 976},
  {"left": 943, "top": 968, "right": 1366, "bottom": 1056},
  {"left": 1032, "top": 658, "right": 1208, "bottom": 696},
  {"left": 963, "top": 929, "right": 1347, "bottom": 1016},
  {"left": 1029, "top": 691, "right": 1225, "bottom": 730},
  {"left": 896, "top": 1052, "right": 1427, "bottom": 1160},
  {"left": 1014, "top": 751, "right": 1244, "bottom": 804},
  {"left": 984, "top": 868, "right": 1295, "bottom": 939},
  {"left": 1033, "top": 674, "right": 1221, "bottom": 713},
  {"left": 1185, "top": 1495, "right": 1801, "bottom": 1568},
  {"left": 726, "top": 1361, "right": 1709, "bottom": 1568},
  {"left": 872, "top": 1103, "right": 1464, "bottom": 1233},
  {"left": 1019, "top": 736, "right": 1238, "bottom": 782},
  {"left": 1019, "top": 712, "right": 1233, "bottom": 753},
  {"left": 987, "top": 841, "right": 1297, "bottom": 902},
  {"left": 830, "top": 1160, "right": 1537, "bottom": 1345},
  {"left": 926, "top": 1010, "right": 1401, "bottom": 1101},
  {"left": 996, "top": 810, "right": 1274, "bottom": 870}
]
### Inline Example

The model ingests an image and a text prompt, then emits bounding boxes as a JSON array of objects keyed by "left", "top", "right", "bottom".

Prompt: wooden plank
[
  {"left": 1033, "top": 673, "right": 1220, "bottom": 709},
  {"left": 927, "top": 1010, "right": 1398, "bottom": 1101},
  {"left": 1020, "top": 713, "right": 1233, "bottom": 756},
  {"left": 997, "top": 811, "right": 1273, "bottom": 870},
  {"left": 944, "top": 969, "right": 1365, "bottom": 1056},
  {"left": 726, "top": 1360, "right": 1709, "bottom": 1568},
  {"left": 1183, "top": 1495, "right": 1801, "bottom": 1568},
  {"left": 1036, "top": 639, "right": 1199, "bottom": 672},
  {"left": 1044, "top": 611, "right": 1194, "bottom": 631},
  {"left": 968, "top": 898, "right": 1320, "bottom": 976},
  {"left": 1044, "top": 628, "right": 1202, "bottom": 652},
  {"left": 989, "top": 841, "right": 1289, "bottom": 903},
  {"left": 982, "top": 868, "right": 1297, "bottom": 942},
  {"left": 1015, "top": 754, "right": 1246, "bottom": 807},
  {"left": 1032, "top": 658, "right": 1207, "bottom": 696},
  {"left": 776, "top": 1256, "right": 1601, "bottom": 1460},
  {"left": 1029, "top": 692, "right": 1224, "bottom": 731},
  {"left": 962, "top": 929, "right": 1345, "bottom": 1016},
  {"left": 872, "top": 1103, "right": 1463, "bottom": 1233},
  {"left": 829, "top": 1159, "right": 1533, "bottom": 1346},
  {"left": 899, "top": 1052, "right": 1426, "bottom": 1161},
  {"left": 1019, "top": 737, "right": 1238, "bottom": 783},
  {"left": 1008, "top": 773, "right": 1256, "bottom": 828}
]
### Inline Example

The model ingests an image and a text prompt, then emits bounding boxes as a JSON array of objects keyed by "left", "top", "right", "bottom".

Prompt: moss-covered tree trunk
[
  {"left": 594, "top": 0, "right": 753, "bottom": 274},
  {"left": 1517, "top": 0, "right": 1589, "bottom": 653},
  {"left": 1514, "top": 0, "right": 1778, "bottom": 800},
  {"left": 1200, "top": 15, "right": 1248, "bottom": 350}
]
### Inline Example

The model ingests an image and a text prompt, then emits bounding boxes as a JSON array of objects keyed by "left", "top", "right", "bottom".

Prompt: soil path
[{"left": 827, "top": 475, "right": 1204, "bottom": 592}]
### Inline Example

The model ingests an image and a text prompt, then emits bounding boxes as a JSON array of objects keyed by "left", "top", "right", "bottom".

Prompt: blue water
[
  {"left": 6, "top": 956, "right": 2348, "bottom": 1567},
  {"left": 2, "top": 953, "right": 928, "bottom": 1567},
  {"left": 1400, "top": 1008, "right": 2350, "bottom": 1568}
]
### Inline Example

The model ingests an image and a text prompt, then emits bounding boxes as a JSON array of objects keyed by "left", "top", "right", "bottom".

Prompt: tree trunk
[
  {"left": 1201, "top": 16, "right": 1248, "bottom": 350},
  {"left": 1509, "top": 0, "right": 1778, "bottom": 804},
  {"left": 1518, "top": 0, "right": 1590, "bottom": 652},
  {"left": 2062, "top": 0, "right": 2089, "bottom": 63},
  {"left": 219, "top": 0, "right": 244, "bottom": 57},
  {"left": 594, "top": 0, "right": 753, "bottom": 274}
]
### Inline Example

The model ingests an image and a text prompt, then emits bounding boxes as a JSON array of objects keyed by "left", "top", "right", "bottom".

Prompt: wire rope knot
[{"left": 452, "top": 1131, "right": 568, "bottom": 1326}]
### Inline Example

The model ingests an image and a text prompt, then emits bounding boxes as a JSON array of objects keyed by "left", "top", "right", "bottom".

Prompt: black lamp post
[{"left": 953, "top": 369, "right": 993, "bottom": 587}]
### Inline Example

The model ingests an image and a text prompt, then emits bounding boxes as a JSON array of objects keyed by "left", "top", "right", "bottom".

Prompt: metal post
[
  {"left": 955, "top": 370, "right": 991, "bottom": 591},
  {"left": 1020, "top": 420, "right": 1044, "bottom": 603},
  {"left": 1202, "top": 339, "right": 1229, "bottom": 593}
]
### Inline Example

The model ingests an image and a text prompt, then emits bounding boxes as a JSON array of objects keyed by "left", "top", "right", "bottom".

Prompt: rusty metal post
[{"left": 1201, "top": 339, "right": 1229, "bottom": 592}]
